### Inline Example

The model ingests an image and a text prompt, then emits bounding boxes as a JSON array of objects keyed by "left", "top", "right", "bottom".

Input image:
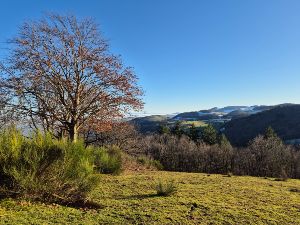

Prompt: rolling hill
[
  {"left": 130, "top": 104, "right": 297, "bottom": 136},
  {"left": 173, "top": 111, "right": 220, "bottom": 121},
  {"left": 131, "top": 115, "right": 169, "bottom": 133},
  {"left": 224, "top": 104, "right": 300, "bottom": 146}
]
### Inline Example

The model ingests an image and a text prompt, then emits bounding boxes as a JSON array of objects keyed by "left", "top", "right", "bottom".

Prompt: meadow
[{"left": 0, "top": 171, "right": 299, "bottom": 224}]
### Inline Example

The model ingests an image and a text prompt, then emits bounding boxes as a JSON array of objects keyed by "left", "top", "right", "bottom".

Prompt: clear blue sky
[{"left": 1, "top": 0, "right": 300, "bottom": 114}]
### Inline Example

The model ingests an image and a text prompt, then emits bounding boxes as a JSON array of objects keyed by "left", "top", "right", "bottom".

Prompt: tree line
[
  {"left": 83, "top": 121, "right": 300, "bottom": 179},
  {"left": 141, "top": 125, "right": 300, "bottom": 179}
]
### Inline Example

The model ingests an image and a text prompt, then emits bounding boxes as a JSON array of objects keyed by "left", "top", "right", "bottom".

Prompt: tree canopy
[{"left": 0, "top": 14, "right": 143, "bottom": 141}]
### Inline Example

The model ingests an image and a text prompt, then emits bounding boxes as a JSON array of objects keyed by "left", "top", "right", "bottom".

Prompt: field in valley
[{"left": 0, "top": 171, "right": 299, "bottom": 224}]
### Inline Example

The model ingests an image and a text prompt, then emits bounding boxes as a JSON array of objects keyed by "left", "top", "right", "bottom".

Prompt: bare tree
[
  {"left": 0, "top": 14, "right": 143, "bottom": 141},
  {"left": 85, "top": 121, "right": 143, "bottom": 154}
]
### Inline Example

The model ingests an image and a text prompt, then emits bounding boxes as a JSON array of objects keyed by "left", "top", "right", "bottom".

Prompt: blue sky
[{"left": 0, "top": 0, "right": 300, "bottom": 114}]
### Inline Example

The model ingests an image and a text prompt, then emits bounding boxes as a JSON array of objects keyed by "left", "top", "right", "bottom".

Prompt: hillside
[
  {"left": 224, "top": 104, "right": 300, "bottom": 146},
  {"left": 131, "top": 104, "right": 296, "bottom": 134},
  {"left": 223, "top": 110, "right": 252, "bottom": 119},
  {"left": 0, "top": 171, "right": 299, "bottom": 224},
  {"left": 173, "top": 111, "right": 220, "bottom": 120},
  {"left": 131, "top": 115, "right": 169, "bottom": 133}
]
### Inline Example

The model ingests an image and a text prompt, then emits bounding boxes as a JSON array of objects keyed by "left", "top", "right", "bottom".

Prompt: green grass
[
  {"left": 181, "top": 120, "right": 207, "bottom": 127},
  {"left": 0, "top": 171, "right": 299, "bottom": 224}
]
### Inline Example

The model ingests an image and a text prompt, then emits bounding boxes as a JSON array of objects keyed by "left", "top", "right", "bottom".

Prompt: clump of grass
[{"left": 155, "top": 179, "right": 177, "bottom": 196}]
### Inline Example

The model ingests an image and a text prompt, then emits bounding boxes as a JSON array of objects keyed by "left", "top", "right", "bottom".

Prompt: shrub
[
  {"left": 151, "top": 160, "right": 164, "bottom": 170},
  {"left": 0, "top": 127, "right": 99, "bottom": 206},
  {"left": 53, "top": 139, "right": 99, "bottom": 204},
  {"left": 137, "top": 156, "right": 163, "bottom": 170},
  {"left": 155, "top": 179, "right": 177, "bottom": 196},
  {"left": 93, "top": 145, "right": 123, "bottom": 175}
]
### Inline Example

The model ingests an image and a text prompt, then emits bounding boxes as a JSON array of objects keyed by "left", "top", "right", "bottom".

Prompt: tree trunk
[{"left": 69, "top": 123, "right": 78, "bottom": 142}]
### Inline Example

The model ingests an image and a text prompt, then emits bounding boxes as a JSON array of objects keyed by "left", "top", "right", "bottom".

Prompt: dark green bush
[
  {"left": 0, "top": 127, "right": 98, "bottom": 205},
  {"left": 93, "top": 145, "right": 123, "bottom": 175}
]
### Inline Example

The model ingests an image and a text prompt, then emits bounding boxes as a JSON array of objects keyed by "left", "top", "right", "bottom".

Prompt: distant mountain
[
  {"left": 172, "top": 105, "right": 277, "bottom": 121},
  {"left": 224, "top": 104, "right": 300, "bottom": 146},
  {"left": 130, "top": 103, "right": 296, "bottom": 135},
  {"left": 215, "top": 106, "right": 248, "bottom": 113}
]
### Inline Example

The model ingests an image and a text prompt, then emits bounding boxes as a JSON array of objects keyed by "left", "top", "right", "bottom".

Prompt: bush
[
  {"left": 155, "top": 179, "right": 177, "bottom": 196},
  {"left": 93, "top": 145, "right": 123, "bottom": 175},
  {"left": 137, "top": 156, "right": 163, "bottom": 170},
  {"left": 0, "top": 127, "right": 98, "bottom": 206}
]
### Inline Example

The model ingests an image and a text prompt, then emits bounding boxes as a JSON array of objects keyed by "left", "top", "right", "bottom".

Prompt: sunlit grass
[
  {"left": 0, "top": 171, "right": 299, "bottom": 224},
  {"left": 181, "top": 120, "right": 207, "bottom": 127}
]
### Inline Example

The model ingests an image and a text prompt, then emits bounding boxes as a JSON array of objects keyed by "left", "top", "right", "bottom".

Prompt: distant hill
[
  {"left": 174, "top": 105, "right": 286, "bottom": 121},
  {"left": 131, "top": 114, "right": 208, "bottom": 134},
  {"left": 224, "top": 104, "right": 300, "bottom": 146},
  {"left": 223, "top": 110, "right": 251, "bottom": 119},
  {"left": 251, "top": 103, "right": 294, "bottom": 112},
  {"left": 199, "top": 107, "right": 218, "bottom": 113},
  {"left": 130, "top": 103, "right": 296, "bottom": 134},
  {"left": 173, "top": 111, "right": 219, "bottom": 121},
  {"left": 130, "top": 115, "right": 168, "bottom": 133},
  {"left": 215, "top": 106, "right": 248, "bottom": 113}
]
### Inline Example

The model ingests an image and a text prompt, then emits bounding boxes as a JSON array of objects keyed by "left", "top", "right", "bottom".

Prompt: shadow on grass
[
  {"left": 55, "top": 199, "right": 105, "bottom": 209},
  {"left": 0, "top": 194, "right": 105, "bottom": 210},
  {"left": 118, "top": 193, "right": 159, "bottom": 200}
]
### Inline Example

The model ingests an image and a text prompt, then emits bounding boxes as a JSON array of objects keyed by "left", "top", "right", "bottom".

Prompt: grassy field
[
  {"left": 0, "top": 171, "right": 299, "bottom": 224},
  {"left": 180, "top": 120, "right": 207, "bottom": 127}
]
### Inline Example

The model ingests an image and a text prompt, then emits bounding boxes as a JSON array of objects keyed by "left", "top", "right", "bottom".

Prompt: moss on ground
[{"left": 0, "top": 171, "right": 299, "bottom": 224}]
